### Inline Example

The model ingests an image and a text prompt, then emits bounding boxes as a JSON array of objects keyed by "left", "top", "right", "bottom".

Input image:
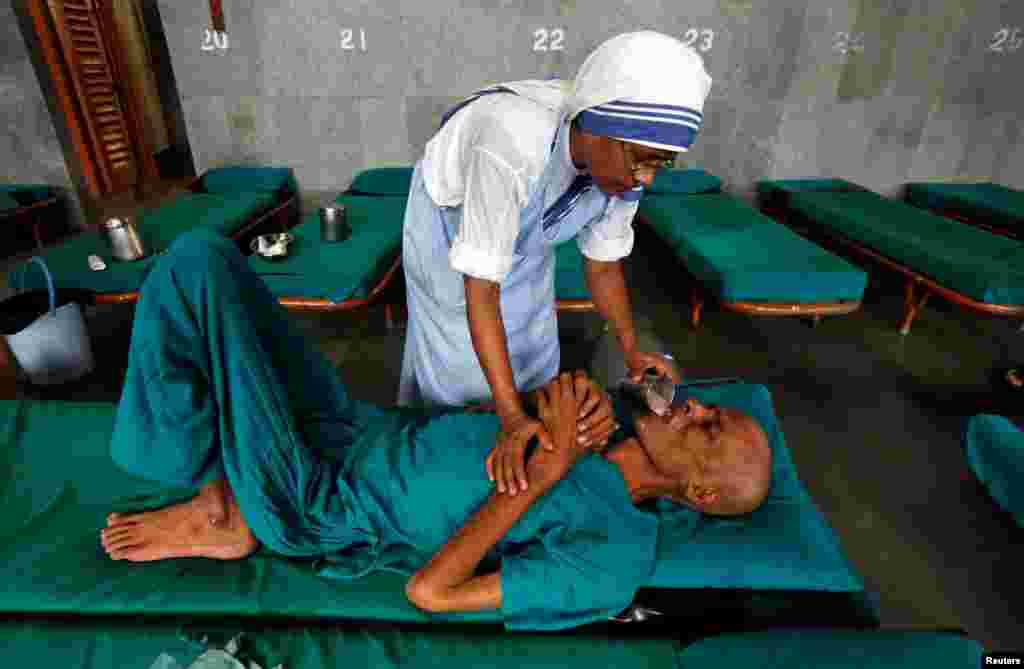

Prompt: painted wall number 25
[{"left": 990, "top": 27, "right": 1022, "bottom": 52}]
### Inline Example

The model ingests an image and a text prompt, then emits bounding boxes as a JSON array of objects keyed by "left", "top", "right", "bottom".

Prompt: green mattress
[
  {"left": 646, "top": 168, "right": 723, "bottom": 195},
  {"left": 0, "top": 381, "right": 864, "bottom": 626},
  {"left": 8, "top": 191, "right": 275, "bottom": 295},
  {"left": 906, "top": 182, "right": 1024, "bottom": 229},
  {"left": 964, "top": 415, "right": 1024, "bottom": 528},
  {"left": 762, "top": 181, "right": 1024, "bottom": 305},
  {"left": 0, "top": 618, "right": 986, "bottom": 669},
  {"left": 676, "top": 629, "right": 985, "bottom": 668},
  {"left": 0, "top": 184, "right": 55, "bottom": 206},
  {"left": 554, "top": 240, "right": 591, "bottom": 301},
  {"left": 0, "top": 192, "right": 21, "bottom": 212},
  {"left": 639, "top": 193, "right": 867, "bottom": 303},
  {"left": 251, "top": 194, "right": 405, "bottom": 303}
]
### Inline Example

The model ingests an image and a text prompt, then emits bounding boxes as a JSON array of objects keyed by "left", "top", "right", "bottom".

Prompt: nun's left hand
[{"left": 625, "top": 351, "right": 682, "bottom": 385}]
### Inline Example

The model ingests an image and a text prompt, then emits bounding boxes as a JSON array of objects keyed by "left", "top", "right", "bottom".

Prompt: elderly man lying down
[{"left": 100, "top": 231, "right": 771, "bottom": 631}]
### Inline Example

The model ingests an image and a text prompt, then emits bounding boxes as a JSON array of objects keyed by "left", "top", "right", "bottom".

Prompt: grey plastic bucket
[{"left": 2, "top": 256, "right": 95, "bottom": 385}]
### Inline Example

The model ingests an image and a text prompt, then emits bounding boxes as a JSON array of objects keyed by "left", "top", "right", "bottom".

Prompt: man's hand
[
  {"left": 485, "top": 412, "right": 554, "bottom": 496},
  {"left": 571, "top": 370, "right": 618, "bottom": 453},
  {"left": 625, "top": 351, "right": 682, "bottom": 385},
  {"left": 530, "top": 372, "right": 588, "bottom": 486}
]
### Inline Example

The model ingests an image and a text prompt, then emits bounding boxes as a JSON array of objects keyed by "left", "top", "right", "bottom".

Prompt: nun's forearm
[
  {"left": 584, "top": 258, "right": 638, "bottom": 355},
  {"left": 463, "top": 275, "right": 527, "bottom": 421}
]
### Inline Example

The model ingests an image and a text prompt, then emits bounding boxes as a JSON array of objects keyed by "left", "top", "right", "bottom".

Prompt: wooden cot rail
[
  {"left": 761, "top": 203, "right": 1024, "bottom": 335},
  {"left": 635, "top": 213, "right": 861, "bottom": 329}
]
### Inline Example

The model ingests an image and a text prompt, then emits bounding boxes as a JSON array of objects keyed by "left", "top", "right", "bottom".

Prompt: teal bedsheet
[
  {"left": 964, "top": 415, "right": 1024, "bottom": 528},
  {"left": 646, "top": 168, "right": 723, "bottom": 195},
  {"left": 201, "top": 166, "right": 298, "bottom": 196},
  {"left": 639, "top": 193, "right": 867, "bottom": 303},
  {"left": 906, "top": 182, "right": 1024, "bottom": 224},
  {"left": 0, "top": 381, "right": 863, "bottom": 624},
  {"left": 251, "top": 194, "right": 405, "bottom": 303},
  {"left": 8, "top": 191, "right": 275, "bottom": 294}
]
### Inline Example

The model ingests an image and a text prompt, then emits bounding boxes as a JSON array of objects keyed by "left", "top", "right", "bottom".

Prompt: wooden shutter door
[{"left": 46, "top": 0, "right": 138, "bottom": 194}]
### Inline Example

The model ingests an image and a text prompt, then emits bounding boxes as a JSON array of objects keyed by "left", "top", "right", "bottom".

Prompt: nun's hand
[
  {"left": 625, "top": 351, "right": 682, "bottom": 385},
  {"left": 486, "top": 412, "right": 554, "bottom": 496},
  {"left": 572, "top": 370, "right": 618, "bottom": 453}
]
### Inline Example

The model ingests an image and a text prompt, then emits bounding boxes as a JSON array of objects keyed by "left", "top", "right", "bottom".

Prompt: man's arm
[{"left": 406, "top": 373, "right": 584, "bottom": 613}]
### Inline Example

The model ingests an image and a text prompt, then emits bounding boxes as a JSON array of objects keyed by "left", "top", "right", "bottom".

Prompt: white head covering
[{"left": 495, "top": 31, "right": 713, "bottom": 153}]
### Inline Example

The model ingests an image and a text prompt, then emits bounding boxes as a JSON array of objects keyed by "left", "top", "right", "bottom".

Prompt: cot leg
[
  {"left": 385, "top": 302, "right": 394, "bottom": 332},
  {"left": 690, "top": 286, "right": 704, "bottom": 330},
  {"left": 899, "top": 279, "right": 931, "bottom": 336},
  {"left": 806, "top": 314, "right": 822, "bottom": 328},
  {"left": 1018, "top": 321, "right": 1023, "bottom": 333}
]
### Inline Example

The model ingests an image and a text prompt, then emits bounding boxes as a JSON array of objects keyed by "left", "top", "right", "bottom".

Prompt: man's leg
[{"left": 105, "top": 231, "right": 368, "bottom": 561}]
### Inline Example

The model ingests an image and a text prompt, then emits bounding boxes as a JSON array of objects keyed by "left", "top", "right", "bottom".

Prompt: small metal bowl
[{"left": 251, "top": 233, "right": 294, "bottom": 260}]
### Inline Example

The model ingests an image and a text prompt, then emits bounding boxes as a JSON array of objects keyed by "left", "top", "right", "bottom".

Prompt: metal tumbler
[
  {"left": 319, "top": 205, "right": 350, "bottom": 242},
  {"left": 103, "top": 217, "right": 146, "bottom": 261}
]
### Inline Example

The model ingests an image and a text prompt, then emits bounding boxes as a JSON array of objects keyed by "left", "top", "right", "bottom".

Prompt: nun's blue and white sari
[{"left": 398, "top": 31, "right": 712, "bottom": 407}]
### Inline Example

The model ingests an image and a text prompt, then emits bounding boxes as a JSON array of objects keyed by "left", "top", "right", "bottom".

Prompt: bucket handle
[{"left": 14, "top": 256, "right": 57, "bottom": 318}]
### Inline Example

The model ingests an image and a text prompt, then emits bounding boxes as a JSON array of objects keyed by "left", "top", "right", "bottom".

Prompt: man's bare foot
[{"left": 101, "top": 479, "right": 258, "bottom": 562}]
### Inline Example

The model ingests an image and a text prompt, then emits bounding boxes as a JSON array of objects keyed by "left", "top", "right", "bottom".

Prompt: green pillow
[
  {"left": 646, "top": 169, "right": 722, "bottom": 195},
  {"left": 348, "top": 167, "right": 414, "bottom": 196},
  {"left": 201, "top": 166, "right": 296, "bottom": 194}
]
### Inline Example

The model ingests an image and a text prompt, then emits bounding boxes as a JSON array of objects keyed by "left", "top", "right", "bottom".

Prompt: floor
[{"left": 0, "top": 220, "right": 1021, "bottom": 651}]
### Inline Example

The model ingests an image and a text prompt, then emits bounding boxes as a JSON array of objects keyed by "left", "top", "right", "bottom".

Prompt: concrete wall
[
  {"left": 3, "top": 1, "right": 1022, "bottom": 212},
  {"left": 158, "top": 0, "right": 1024, "bottom": 204},
  {"left": 1, "top": 1, "right": 86, "bottom": 229}
]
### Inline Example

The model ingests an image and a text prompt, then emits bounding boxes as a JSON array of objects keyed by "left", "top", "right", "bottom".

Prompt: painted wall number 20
[
  {"left": 534, "top": 28, "right": 565, "bottom": 51},
  {"left": 201, "top": 28, "right": 228, "bottom": 51}
]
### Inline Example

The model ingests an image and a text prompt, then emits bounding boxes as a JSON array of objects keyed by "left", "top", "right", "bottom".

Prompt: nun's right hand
[{"left": 486, "top": 413, "right": 555, "bottom": 496}]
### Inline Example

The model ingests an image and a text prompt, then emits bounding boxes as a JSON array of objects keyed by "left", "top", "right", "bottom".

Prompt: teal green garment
[
  {"left": 201, "top": 166, "right": 298, "bottom": 195},
  {"left": 964, "top": 415, "right": 1024, "bottom": 528},
  {"left": 787, "top": 190, "right": 1024, "bottom": 305},
  {"left": 646, "top": 168, "right": 722, "bottom": 195},
  {"left": 348, "top": 167, "right": 415, "bottom": 195},
  {"left": 251, "top": 194, "right": 405, "bottom": 302},
  {"left": 554, "top": 240, "right": 591, "bottom": 300},
  {"left": 109, "top": 230, "right": 657, "bottom": 631},
  {"left": 676, "top": 629, "right": 985, "bottom": 668},
  {"left": 8, "top": 191, "right": 274, "bottom": 294},
  {"left": 0, "top": 617, "right": 678, "bottom": 669},
  {"left": 0, "top": 192, "right": 20, "bottom": 212},
  {"left": 639, "top": 193, "right": 867, "bottom": 303},
  {"left": 906, "top": 182, "right": 1024, "bottom": 223}
]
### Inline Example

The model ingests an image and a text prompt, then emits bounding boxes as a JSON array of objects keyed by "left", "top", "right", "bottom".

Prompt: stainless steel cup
[
  {"left": 319, "top": 205, "right": 350, "bottom": 242},
  {"left": 103, "top": 217, "right": 146, "bottom": 261}
]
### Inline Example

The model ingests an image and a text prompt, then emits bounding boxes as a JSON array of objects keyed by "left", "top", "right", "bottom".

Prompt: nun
[{"left": 399, "top": 31, "right": 713, "bottom": 493}]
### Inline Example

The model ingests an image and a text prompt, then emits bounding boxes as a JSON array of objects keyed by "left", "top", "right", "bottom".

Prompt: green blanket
[
  {"left": 787, "top": 190, "right": 1024, "bottom": 305},
  {"left": 639, "top": 193, "right": 867, "bottom": 303},
  {"left": 8, "top": 191, "right": 275, "bottom": 294},
  {"left": 554, "top": 241, "right": 591, "bottom": 300}
]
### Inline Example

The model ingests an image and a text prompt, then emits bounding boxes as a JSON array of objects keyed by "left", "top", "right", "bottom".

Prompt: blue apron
[{"left": 398, "top": 90, "right": 614, "bottom": 407}]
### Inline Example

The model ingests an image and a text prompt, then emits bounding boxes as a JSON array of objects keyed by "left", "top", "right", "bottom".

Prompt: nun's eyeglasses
[{"left": 620, "top": 141, "right": 676, "bottom": 178}]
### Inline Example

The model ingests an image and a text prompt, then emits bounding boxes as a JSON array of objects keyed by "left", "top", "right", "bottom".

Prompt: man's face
[
  {"left": 633, "top": 399, "right": 757, "bottom": 503},
  {"left": 588, "top": 138, "right": 676, "bottom": 196}
]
